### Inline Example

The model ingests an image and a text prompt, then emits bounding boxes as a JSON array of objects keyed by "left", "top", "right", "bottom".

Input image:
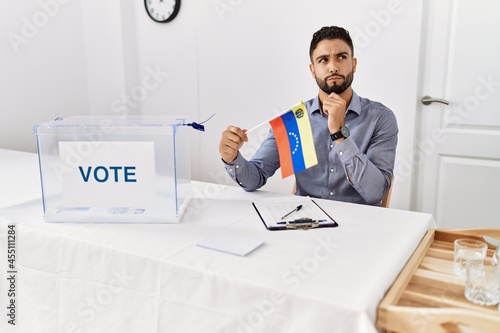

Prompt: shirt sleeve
[
  {"left": 334, "top": 110, "right": 398, "bottom": 205},
  {"left": 222, "top": 129, "right": 281, "bottom": 191}
]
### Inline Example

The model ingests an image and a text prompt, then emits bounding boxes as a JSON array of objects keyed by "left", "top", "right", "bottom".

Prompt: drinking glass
[
  {"left": 493, "top": 244, "right": 499, "bottom": 266},
  {"left": 465, "top": 264, "right": 500, "bottom": 306},
  {"left": 454, "top": 238, "right": 487, "bottom": 278}
]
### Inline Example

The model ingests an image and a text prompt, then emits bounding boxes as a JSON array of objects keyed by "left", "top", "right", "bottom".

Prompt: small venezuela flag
[{"left": 269, "top": 102, "right": 318, "bottom": 178}]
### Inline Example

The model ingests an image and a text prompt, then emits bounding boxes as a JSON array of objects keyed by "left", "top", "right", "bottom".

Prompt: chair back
[{"left": 381, "top": 176, "right": 394, "bottom": 208}]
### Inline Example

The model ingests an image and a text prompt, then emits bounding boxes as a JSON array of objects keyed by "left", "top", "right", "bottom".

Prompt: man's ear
[
  {"left": 309, "top": 63, "right": 315, "bottom": 78},
  {"left": 352, "top": 57, "right": 358, "bottom": 73}
]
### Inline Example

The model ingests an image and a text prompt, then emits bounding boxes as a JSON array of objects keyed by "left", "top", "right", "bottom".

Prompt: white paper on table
[{"left": 196, "top": 232, "right": 265, "bottom": 256}]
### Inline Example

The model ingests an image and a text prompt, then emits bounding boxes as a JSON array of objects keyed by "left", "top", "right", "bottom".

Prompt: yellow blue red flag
[{"left": 269, "top": 102, "right": 318, "bottom": 178}]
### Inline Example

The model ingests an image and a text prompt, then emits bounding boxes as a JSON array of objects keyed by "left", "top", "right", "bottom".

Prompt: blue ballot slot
[{"left": 33, "top": 116, "right": 192, "bottom": 223}]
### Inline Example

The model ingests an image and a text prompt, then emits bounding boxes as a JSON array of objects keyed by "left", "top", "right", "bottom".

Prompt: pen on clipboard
[
  {"left": 281, "top": 205, "right": 303, "bottom": 220},
  {"left": 276, "top": 219, "right": 327, "bottom": 225}
]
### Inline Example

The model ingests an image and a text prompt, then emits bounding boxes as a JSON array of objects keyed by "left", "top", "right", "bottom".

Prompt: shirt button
[
  {"left": 330, "top": 168, "right": 334, "bottom": 173},
  {"left": 329, "top": 191, "right": 334, "bottom": 196},
  {"left": 330, "top": 144, "right": 334, "bottom": 149},
  {"left": 339, "top": 151, "right": 343, "bottom": 156},
  {"left": 229, "top": 169, "right": 233, "bottom": 172},
  {"left": 236, "top": 165, "right": 239, "bottom": 169}
]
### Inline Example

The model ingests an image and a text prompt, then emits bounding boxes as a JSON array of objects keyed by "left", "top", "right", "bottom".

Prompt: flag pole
[
  {"left": 246, "top": 102, "right": 301, "bottom": 134},
  {"left": 245, "top": 115, "right": 278, "bottom": 134}
]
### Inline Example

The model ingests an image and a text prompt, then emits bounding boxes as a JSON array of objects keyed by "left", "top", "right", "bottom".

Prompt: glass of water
[
  {"left": 454, "top": 238, "right": 487, "bottom": 278},
  {"left": 493, "top": 244, "right": 499, "bottom": 266},
  {"left": 465, "top": 264, "right": 500, "bottom": 306}
]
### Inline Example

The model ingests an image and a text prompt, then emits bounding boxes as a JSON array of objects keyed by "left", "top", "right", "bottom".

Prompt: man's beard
[{"left": 315, "top": 70, "right": 354, "bottom": 95}]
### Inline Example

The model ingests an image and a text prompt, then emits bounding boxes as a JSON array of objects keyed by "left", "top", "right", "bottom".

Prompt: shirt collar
[{"left": 310, "top": 91, "right": 361, "bottom": 116}]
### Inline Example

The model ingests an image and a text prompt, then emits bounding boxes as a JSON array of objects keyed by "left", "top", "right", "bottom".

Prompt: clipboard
[{"left": 252, "top": 197, "right": 338, "bottom": 231}]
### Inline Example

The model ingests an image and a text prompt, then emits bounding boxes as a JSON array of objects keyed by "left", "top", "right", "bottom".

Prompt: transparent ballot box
[{"left": 34, "top": 116, "right": 192, "bottom": 223}]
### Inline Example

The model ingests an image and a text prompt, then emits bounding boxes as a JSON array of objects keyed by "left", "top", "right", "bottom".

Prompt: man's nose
[{"left": 329, "top": 62, "right": 338, "bottom": 73}]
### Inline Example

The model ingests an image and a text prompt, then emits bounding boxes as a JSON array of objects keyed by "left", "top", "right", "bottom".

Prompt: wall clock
[{"left": 144, "top": 0, "right": 181, "bottom": 23}]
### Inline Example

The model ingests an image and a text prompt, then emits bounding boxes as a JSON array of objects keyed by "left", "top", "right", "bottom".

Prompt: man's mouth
[{"left": 326, "top": 75, "right": 344, "bottom": 82}]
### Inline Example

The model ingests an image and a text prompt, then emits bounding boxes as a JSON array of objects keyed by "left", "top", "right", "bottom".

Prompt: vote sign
[{"left": 59, "top": 141, "right": 156, "bottom": 208}]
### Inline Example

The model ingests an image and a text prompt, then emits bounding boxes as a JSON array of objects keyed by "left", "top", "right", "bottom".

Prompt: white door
[{"left": 414, "top": 0, "right": 500, "bottom": 229}]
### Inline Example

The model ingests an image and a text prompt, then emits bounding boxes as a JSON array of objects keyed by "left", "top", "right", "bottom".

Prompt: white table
[{"left": 0, "top": 149, "right": 436, "bottom": 333}]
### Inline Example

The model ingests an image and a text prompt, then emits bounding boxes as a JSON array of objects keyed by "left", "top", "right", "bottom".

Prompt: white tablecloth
[{"left": 0, "top": 149, "right": 436, "bottom": 333}]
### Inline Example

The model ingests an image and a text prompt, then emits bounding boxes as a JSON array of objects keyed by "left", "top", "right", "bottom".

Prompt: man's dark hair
[{"left": 309, "top": 26, "right": 354, "bottom": 59}]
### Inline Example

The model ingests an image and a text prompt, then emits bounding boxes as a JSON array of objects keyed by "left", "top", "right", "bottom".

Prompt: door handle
[{"left": 421, "top": 95, "right": 450, "bottom": 105}]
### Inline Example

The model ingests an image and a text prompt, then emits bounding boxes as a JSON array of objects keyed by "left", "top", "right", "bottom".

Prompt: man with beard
[{"left": 218, "top": 26, "right": 398, "bottom": 206}]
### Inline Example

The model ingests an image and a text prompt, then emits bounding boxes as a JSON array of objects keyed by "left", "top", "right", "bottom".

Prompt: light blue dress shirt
[{"left": 223, "top": 91, "right": 398, "bottom": 205}]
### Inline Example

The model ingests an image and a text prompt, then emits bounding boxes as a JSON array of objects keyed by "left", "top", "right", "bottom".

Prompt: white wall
[
  {"left": 0, "top": 0, "right": 90, "bottom": 152},
  {"left": 0, "top": 0, "right": 423, "bottom": 210}
]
